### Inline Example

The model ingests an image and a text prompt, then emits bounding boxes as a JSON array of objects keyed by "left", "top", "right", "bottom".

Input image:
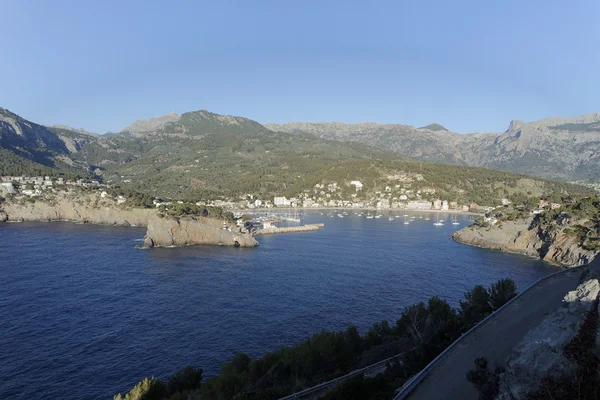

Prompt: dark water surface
[{"left": 0, "top": 211, "right": 560, "bottom": 399}]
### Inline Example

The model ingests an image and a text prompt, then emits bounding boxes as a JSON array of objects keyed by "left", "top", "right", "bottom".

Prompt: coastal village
[
  {"left": 1, "top": 175, "right": 485, "bottom": 213},
  {"left": 0, "top": 175, "right": 571, "bottom": 226}
]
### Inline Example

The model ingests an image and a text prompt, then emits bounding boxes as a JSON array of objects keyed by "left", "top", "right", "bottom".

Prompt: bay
[{"left": 0, "top": 211, "right": 559, "bottom": 399}]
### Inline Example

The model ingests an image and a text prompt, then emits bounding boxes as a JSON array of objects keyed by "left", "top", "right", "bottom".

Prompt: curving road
[{"left": 399, "top": 266, "right": 586, "bottom": 400}]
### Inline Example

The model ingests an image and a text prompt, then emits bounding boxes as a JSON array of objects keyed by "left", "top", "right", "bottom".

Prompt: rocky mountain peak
[
  {"left": 506, "top": 120, "right": 525, "bottom": 133},
  {"left": 418, "top": 123, "right": 449, "bottom": 132},
  {"left": 122, "top": 112, "right": 181, "bottom": 134}
]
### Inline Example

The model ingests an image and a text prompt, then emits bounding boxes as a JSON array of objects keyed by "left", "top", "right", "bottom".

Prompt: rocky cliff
[
  {"left": 0, "top": 193, "right": 256, "bottom": 248},
  {"left": 143, "top": 217, "right": 258, "bottom": 248},
  {"left": 496, "top": 258, "right": 600, "bottom": 399},
  {"left": 1, "top": 193, "right": 154, "bottom": 226},
  {"left": 452, "top": 220, "right": 598, "bottom": 267}
]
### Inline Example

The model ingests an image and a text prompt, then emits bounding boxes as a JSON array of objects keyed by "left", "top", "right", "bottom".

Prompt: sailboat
[
  {"left": 452, "top": 216, "right": 460, "bottom": 225},
  {"left": 389, "top": 215, "right": 395, "bottom": 221},
  {"left": 287, "top": 207, "right": 301, "bottom": 223},
  {"left": 433, "top": 214, "right": 444, "bottom": 226},
  {"left": 404, "top": 216, "right": 410, "bottom": 225}
]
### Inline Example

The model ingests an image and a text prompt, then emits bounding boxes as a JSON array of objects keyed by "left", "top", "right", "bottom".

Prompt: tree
[
  {"left": 459, "top": 285, "right": 492, "bottom": 328},
  {"left": 489, "top": 279, "right": 517, "bottom": 310},
  {"left": 167, "top": 366, "right": 203, "bottom": 394}
]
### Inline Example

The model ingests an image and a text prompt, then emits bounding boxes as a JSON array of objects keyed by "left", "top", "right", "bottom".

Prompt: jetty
[{"left": 254, "top": 223, "right": 324, "bottom": 236}]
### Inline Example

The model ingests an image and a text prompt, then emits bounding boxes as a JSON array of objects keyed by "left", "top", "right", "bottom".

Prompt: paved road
[{"left": 404, "top": 267, "right": 585, "bottom": 400}]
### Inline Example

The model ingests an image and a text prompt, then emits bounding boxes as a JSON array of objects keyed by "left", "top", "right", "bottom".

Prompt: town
[{"left": 0, "top": 175, "right": 569, "bottom": 225}]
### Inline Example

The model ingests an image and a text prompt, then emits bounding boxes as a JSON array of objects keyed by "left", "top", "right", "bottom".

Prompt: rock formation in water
[
  {"left": 143, "top": 216, "right": 258, "bottom": 248},
  {"left": 452, "top": 220, "right": 597, "bottom": 267}
]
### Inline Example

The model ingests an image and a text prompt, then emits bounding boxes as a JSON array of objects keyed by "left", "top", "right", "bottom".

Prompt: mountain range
[
  {"left": 266, "top": 113, "right": 600, "bottom": 181},
  {"left": 1, "top": 106, "right": 598, "bottom": 201}
]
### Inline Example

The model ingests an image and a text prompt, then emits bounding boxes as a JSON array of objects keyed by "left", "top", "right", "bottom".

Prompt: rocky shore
[
  {"left": 452, "top": 219, "right": 597, "bottom": 267},
  {"left": 143, "top": 216, "right": 258, "bottom": 248},
  {"left": 0, "top": 194, "right": 257, "bottom": 248}
]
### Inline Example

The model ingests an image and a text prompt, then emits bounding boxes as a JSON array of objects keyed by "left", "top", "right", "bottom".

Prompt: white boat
[
  {"left": 389, "top": 216, "right": 395, "bottom": 221},
  {"left": 433, "top": 214, "right": 444, "bottom": 226},
  {"left": 338, "top": 214, "right": 344, "bottom": 218},
  {"left": 452, "top": 216, "right": 460, "bottom": 225},
  {"left": 375, "top": 215, "right": 381, "bottom": 219},
  {"left": 366, "top": 214, "right": 374, "bottom": 219},
  {"left": 403, "top": 214, "right": 409, "bottom": 217}
]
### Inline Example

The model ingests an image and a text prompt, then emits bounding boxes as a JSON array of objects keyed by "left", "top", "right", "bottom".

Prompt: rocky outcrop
[
  {"left": 1, "top": 194, "right": 258, "bottom": 248},
  {"left": 452, "top": 220, "right": 598, "bottom": 267},
  {"left": 143, "top": 217, "right": 258, "bottom": 248},
  {"left": 497, "top": 265, "right": 600, "bottom": 399}
]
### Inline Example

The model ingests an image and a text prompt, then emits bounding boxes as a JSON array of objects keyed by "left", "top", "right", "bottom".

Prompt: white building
[
  {"left": 350, "top": 180, "right": 363, "bottom": 190},
  {"left": 407, "top": 201, "right": 432, "bottom": 210},
  {"left": 274, "top": 196, "right": 291, "bottom": 207},
  {"left": 442, "top": 200, "right": 449, "bottom": 210}
]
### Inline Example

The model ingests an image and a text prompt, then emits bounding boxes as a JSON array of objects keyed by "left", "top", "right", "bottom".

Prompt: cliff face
[
  {"left": 452, "top": 220, "right": 597, "bottom": 267},
  {"left": 0, "top": 194, "right": 257, "bottom": 248},
  {"left": 143, "top": 217, "right": 258, "bottom": 248},
  {"left": 2, "top": 194, "right": 154, "bottom": 226}
]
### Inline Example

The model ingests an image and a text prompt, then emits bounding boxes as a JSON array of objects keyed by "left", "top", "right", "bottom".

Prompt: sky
[{"left": 1, "top": 0, "right": 599, "bottom": 134}]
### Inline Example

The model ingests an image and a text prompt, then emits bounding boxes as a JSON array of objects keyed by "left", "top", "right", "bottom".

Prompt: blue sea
[{"left": 0, "top": 211, "right": 560, "bottom": 399}]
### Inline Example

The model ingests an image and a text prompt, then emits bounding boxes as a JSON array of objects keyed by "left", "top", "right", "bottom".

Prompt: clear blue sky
[{"left": 2, "top": 0, "right": 599, "bottom": 133}]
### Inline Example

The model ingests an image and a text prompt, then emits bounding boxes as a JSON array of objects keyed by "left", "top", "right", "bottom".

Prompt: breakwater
[{"left": 254, "top": 223, "right": 324, "bottom": 235}]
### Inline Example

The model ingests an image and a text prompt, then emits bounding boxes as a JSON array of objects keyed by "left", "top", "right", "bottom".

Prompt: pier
[{"left": 254, "top": 223, "right": 324, "bottom": 236}]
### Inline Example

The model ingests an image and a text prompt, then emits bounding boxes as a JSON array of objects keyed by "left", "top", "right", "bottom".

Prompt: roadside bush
[{"left": 466, "top": 358, "right": 504, "bottom": 400}]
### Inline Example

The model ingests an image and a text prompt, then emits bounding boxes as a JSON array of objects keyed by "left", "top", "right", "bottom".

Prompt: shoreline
[
  {"left": 234, "top": 206, "right": 482, "bottom": 216},
  {"left": 450, "top": 233, "right": 565, "bottom": 268}
]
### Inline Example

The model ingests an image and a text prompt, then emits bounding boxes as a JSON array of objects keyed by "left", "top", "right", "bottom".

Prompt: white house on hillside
[{"left": 350, "top": 180, "right": 363, "bottom": 190}]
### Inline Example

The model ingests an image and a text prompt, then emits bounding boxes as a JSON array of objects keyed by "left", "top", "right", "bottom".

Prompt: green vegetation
[
  {"left": 532, "top": 196, "right": 600, "bottom": 250},
  {"left": 114, "top": 367, "right": 203, "bottom": 400},
  {"left": 119, "top": 279, "right": 518, "bottom": 400},
  {"left": 158, "top": 202, "right": 235, "bottom": 222},
  {"left": 283, "top": 159, "right": 591, "bottom": 207},
  {"left": 0, "top": 148, "right": 89, "bottom": 180}
]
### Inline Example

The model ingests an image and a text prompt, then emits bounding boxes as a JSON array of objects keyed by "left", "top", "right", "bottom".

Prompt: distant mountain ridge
[{"left": 266, "top": 113, "right": 600, "bottom": 182}]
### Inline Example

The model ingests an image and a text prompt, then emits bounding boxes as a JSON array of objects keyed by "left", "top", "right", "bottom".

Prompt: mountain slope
[
  {"left": 0, "top": 108, "right": 95, "bottom": 174},
  {"left": 266, "top": 113, "right": 600, "bottom": 182},
  {"left": 71, "top": 110, "right": 401, "bottom": 198}
]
